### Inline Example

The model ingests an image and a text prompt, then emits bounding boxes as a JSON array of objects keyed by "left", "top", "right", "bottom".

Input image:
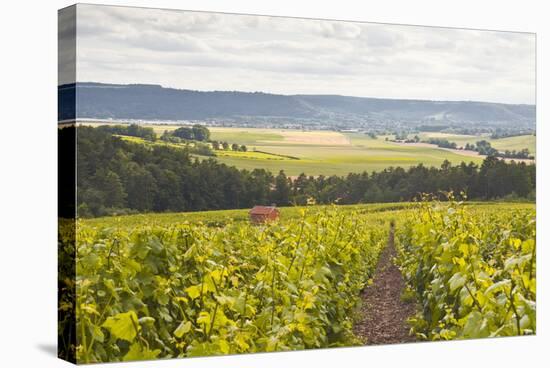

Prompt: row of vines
[
  {"left": 396, "top": 199, "right": 536, "bottom": 340},
  {"left": 59, "top": 208, "right": 387, "bottom": 363}
]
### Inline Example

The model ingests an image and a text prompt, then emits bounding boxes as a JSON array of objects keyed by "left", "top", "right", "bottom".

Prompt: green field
[
  {"left": 416, "top": 132, "right": 536, "bottom": 155},
  {"left": 205, "top": 127, "right": 286, "bottom": 144},
  {"left": 206, "top": 128, "right": 486, "bottom": 176},
  {"left": 209, "top": 129, "right": 535, "bottom": 176},
  {"left": 109, "top": 124, "right": 535, "bottom": 176},
  {"left": 490, "top": 135, "right": 536, "bottom": 154},
  {"left": 215, "top": 150, "right": 293, "bottom": 161}
]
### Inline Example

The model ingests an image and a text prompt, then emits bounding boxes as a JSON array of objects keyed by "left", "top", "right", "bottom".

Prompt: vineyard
[
  {"left": 396, "top": 198, "right": 536, "bottom": 339},
  {"left": 59, "top": 207, "right": 388, "bottom": 363},
  {"left": 58, "top": 201, "right": 536, "bottom": 363}
]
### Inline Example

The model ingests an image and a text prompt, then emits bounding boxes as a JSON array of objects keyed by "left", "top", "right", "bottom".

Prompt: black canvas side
[{"left": 58, "top": 4, "right": 77, "bottom": 364}]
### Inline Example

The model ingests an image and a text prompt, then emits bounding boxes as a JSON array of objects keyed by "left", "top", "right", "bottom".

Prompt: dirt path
[{"left": 354, "top": 225, "right": 417, "bottom": 345}]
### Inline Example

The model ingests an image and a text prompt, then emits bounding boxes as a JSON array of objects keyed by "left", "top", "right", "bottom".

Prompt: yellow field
[{"left": 82, "top": 123, "right": 535, "bottom": 176}]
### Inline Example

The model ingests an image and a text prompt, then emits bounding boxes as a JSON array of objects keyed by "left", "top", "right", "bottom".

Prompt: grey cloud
[
  {"left": 360, "top": 26, "right": 404, "bottom": 48},
  {"left": 59, "top": 6, "right": 76, "bottom": 85},
  {"left": 73, "top": 4, "right": 535, "bottom": 104},
  {"left": 423, "top": 38, "right": 456, "bottom": 50},
  {"left": 125, "top": 31, "right": 211, "bottom": 52},
  {"left": 141, "top": 12, "right": 224, "bottom": 35}
]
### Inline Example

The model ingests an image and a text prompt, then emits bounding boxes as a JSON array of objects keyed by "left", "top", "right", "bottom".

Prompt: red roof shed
[{"left": 249, "top": 205, "right": 280, "bottom": 224}]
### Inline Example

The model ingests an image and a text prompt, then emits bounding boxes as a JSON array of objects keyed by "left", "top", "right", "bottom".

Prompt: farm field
[
  {"left": 84, "top": 123, "right": 534, "bottom": 176},
  {"left": 415, "top": 132, "right": 536, "bottom": 155},
  {"left": 137, "top": 124, "right": 536, "bottom": 155},
  {"left": 208, "top": 129, "right": 481, "bottom": 176},
  {"left": 165, "top": 126, "right": 534, "bottom": 175},
  {"left": 207, "top": 128, "right": 486, "bottom": 176},
  {"left": 63, "top": 201, "right": 536, "bottom": 362},
  {"left": 145, "top": 125, "right": 536, "bottom": 156},
  {"left": 490, "top": 135, "right": 536, "bottom": 154}
]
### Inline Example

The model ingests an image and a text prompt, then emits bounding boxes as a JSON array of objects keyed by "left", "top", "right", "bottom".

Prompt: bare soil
[{"left": 354, "top": 226, "right": 417, "bottom": 345}]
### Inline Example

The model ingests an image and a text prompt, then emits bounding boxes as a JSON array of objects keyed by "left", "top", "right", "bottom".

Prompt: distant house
[{"left": 249, "top": 205, "right": 280, "bottom": 224}]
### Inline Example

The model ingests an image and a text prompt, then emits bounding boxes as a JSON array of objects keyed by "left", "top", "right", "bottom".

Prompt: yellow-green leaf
[
  {"left": 185, "top": 285, "right": 201, "bottom": 300},
  {"left": 102, "top": 311, "right": 139, "bottom": 342},
  {"left": 174, "top": 321, "right": 192, "bottom": 338},
  {"left": 123, "top": 342, "right": 161, "bottom": 362}
]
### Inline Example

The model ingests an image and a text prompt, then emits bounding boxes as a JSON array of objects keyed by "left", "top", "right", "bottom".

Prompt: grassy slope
[{"left": 83, "top": 201, "right": 534, "bottom": 231}]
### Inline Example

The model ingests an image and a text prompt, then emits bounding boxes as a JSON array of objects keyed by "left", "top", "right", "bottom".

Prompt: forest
[{"left": 69, "top": 126, "right": 536, "bottom": 217}]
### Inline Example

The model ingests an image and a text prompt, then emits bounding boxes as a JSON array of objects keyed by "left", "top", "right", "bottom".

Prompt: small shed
[{"left": 249, "top": 205, "right": 280, "bottom": 224}]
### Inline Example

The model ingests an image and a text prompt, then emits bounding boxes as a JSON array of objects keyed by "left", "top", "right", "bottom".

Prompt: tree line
[
  {"left": 464, "top": 140, "right": 533, "bottom": 160},
  {"left": 74, "top": 126, "right": 536, "bottom": 218},
  {"left": 95, "top": 124, "right": 157, "bottom": 141},
  {"left": 159, "top": 125, "right": 248, "bottom": 153},
  {"left": 163, "top": 125, "right": 210, "bottom": 141},
  {"left": 425, "top": 138, "right": 457, "bottom": 149}
]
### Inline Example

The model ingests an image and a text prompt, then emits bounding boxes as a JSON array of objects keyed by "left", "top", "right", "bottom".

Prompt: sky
[{"left": 61, "top": 4, "right": 536, "bottom": 105}]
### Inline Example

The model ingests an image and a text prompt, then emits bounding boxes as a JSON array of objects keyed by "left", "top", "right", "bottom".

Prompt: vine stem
[
  {"left": 207, "top": 302, "right": 219, "bottom": 340},
  {"left": 508, "top": 281, "right": 522, "bottom": 336},
  {"left": 81, "top": 319, "right": 89, "bottom": 363},
  {"left": 464, "top": 283, "right": 483, "bottom": 312},
  {"left": 287, "top": 220, "right": 305, "bottom": 272},
  {"left": 240, "top": 287, "right": 248, "bottom": 329},
  {"left": 270, "top": 267, "right": 277, "bottom": 329}
]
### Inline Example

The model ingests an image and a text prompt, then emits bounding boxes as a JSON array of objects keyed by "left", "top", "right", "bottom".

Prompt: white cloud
[{"left": 74, "top": 4, "right": 536, "bottom": 104}]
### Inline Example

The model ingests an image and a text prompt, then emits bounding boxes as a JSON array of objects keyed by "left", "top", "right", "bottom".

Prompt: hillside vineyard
[{"left": 58, "top": 4, "right": 536, "bottom": 364}]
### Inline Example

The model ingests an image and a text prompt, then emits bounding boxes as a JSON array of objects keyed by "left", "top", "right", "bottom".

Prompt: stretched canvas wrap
[{"left": 58, "top": 4, "right": 537, "bottom": 364}]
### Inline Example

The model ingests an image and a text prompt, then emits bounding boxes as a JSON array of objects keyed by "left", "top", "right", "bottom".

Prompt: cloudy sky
[{"left": 64, "top": 4, "right": 536, "bottom": 104}]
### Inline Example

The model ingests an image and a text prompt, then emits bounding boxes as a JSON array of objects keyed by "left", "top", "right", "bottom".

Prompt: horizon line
[{"left": 58, "top": 81, "right": 537, "bottom": 107}]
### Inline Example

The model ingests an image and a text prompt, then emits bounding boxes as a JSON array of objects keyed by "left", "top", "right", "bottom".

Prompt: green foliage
[
  {"left": 171, "top": 125, "right": 211, "bottom": 141},
  {"left": 59, "top": 201, "right": 536, "bottom": 362},
  {"left": 475, "top": 140, "right": 498, "bottom": 156},
  {"left": 58, "top": 219, "right": 77, "bottom": 362},
  {"left": 98, "top": 124, "right": 156, "bottom": 141},
  {"left": 395, "top": 197, "right": 536, "bottom": 340},
  {"left": 425, "top": 138, "right": 457, "bottom": 149},
  {"left": 74, "top": 126, "right": 536, "bottom": 218},
  {"left": 64, "top": 207, "right": 386, "bottom": 362},
  {"left": 102, "top": 311, "right": 139, "bottom": 342},
  {"left": 273, "top": 170, "right": 291, "bottom": 206}
]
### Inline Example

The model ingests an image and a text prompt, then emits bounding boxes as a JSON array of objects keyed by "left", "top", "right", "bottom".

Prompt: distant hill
[{"left": 59, "top": 82, "right": 535, "bottom": 130}]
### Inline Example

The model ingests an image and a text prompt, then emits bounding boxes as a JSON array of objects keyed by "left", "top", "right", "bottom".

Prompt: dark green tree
[
  {"left": 94, "top": 168, "right": 126, "bottom": 208},
  {"left": 191, "top": 124, "right": 210, "bottom": 141},
  {"left": 272, "top": 170, "right": 291, "bottom": 206}
]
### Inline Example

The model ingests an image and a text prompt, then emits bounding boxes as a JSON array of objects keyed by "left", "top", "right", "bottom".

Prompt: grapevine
[
  {"left": 395, "top": 197, "right": 536, "bottom": 340},
  {"left": 60, "top": 208, "right": 386, "bottom": 362}
]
